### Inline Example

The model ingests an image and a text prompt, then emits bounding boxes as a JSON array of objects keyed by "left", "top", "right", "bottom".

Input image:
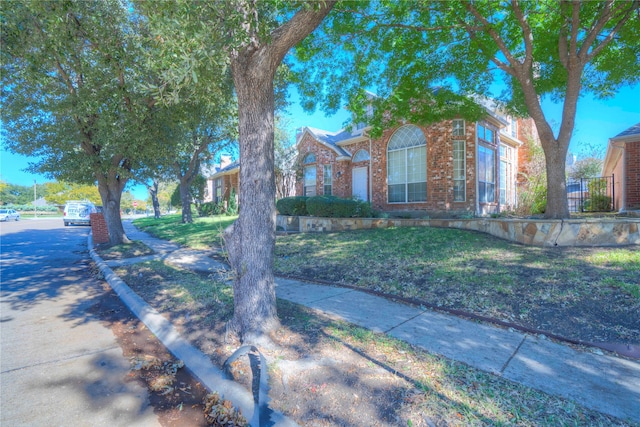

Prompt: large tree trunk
[
  {"left": 97, "top": 176, "right": 129, "bottom": 245},
  {"left": 223, "top": 1, "right": 335, "bottom": 343},
  {"left": 540, "top": 137, "right": 570, "bottom": 219},
  {"left": 224, "top": 66, "right": 279, "bottom": 343},
  {"left": 179, "top": 177, "right": 193, "bottom": 223}
]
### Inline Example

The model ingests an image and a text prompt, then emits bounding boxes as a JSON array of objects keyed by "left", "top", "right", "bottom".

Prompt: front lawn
[{"left": 133, "top": 215, "right": 640, "bottom": 345}]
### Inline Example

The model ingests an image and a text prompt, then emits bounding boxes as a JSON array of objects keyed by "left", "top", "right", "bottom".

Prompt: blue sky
[{"left": 2, "top": 84, "right": 639, "bottom": 200}]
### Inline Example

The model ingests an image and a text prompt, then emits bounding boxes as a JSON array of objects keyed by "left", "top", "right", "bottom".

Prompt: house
[
  {"left": 203, "top": 154, "right": 240, "bottom": 207},
  {"left": 602, "top": 122, "right": 640, "bottom": 213},
  {"left": 295, "top": 106, "right": 539, "bottom": 217}
]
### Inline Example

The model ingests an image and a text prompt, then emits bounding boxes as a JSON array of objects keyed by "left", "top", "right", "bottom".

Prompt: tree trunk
[
  {"left": 179, "top": 178, "right": 193, "bottom": 223},
  {"left": 540, "top": 137, "right": 570, "bottom": 219},
  {"left": 148, "top": 181, "right": 161, "bottom": 219},
  {"left": 222, "top": 1, "right": 335, "bottom": 343},
  {"left": 224, "top": 66, "right": 279, "bottom": 343},
  {"left": 97, "top": 176, "right": 129, "bottom": 245}
]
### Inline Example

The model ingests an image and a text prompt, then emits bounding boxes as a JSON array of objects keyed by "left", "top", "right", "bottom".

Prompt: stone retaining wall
[{"left": 276, "top": 215, "right": 640, "bottom": 247}]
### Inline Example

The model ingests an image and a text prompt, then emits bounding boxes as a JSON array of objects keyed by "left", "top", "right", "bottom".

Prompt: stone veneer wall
[{"left": 276, "top": 215, "right": 639, "bottom": 247}]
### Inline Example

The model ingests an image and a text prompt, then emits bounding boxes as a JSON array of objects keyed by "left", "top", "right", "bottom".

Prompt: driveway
[{"left": 0, "top": 219, "right": 160, "bottom": 426}]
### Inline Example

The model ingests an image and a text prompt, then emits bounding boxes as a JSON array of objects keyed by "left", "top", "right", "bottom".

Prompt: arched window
[
  {"left": 303, "top": 153, "right": 316, "bottom": 164},
  {"left": 387, "top": 125, "right": 427, "bottom": 203},
  {"left": 352, "top": 149, "right": 370, "bottom": 162}
]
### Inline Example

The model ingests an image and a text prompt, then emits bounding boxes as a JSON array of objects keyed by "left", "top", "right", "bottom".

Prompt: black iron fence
[{"left": 567, "top": 175, "right": 615, "bottom": 213}]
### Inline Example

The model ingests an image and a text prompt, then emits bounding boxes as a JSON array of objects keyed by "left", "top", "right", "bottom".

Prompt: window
[
  {"left": 303, "top": 153, "right": 316, "bottom": 164},
  {"left": 510, "top": 117, "right": 518, "bottom": 138},
  {"left": 477, "top": 123, "right": 495, "bottom": 145},
  {"left": 304, "top": 166, "right": 316, "bottom": 196},
  {"left": 323, "top": 164, "right": 332, "bottom": 195},
  {"left": 303, "top": 152, "right": 316, "bottom": 196},
  {"left": 352, "top": 149, "right": 370, "bottom": 162},
  {"left": 387, "top": 125, "right": 427, "bottom": 203},
  {"left": 453, "top": 119, "right": 465, "bottom": 137},
  {"left": 500, "top": 144, "right": 514, "bottom": 206},
  {"left": 215, "top": 178, "right": 223, "bottom": 203},
  {"left": 478, "top": 145, "right": 495, "bottom": 203},
  {"left": 453, "top": 140, "right": 466, "bottom": 201}
]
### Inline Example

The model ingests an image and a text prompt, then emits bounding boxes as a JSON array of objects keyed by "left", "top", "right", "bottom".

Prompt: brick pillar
[{"left": 90, "top": 213, "right": 110, "bottom": 244}]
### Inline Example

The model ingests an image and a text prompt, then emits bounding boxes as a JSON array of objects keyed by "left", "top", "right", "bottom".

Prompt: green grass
[
  {"left": 134, "top": 214, "right": 237, "bottom": 250},
  {"left": 133, "top": 216, "right": 640, "bottom": 344}
]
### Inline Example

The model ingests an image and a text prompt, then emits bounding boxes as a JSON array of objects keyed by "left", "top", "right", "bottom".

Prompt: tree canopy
[
  {"left": 295, "top": 0, "right": 640, "bottom": 218},
  {"left": 1, "top": 0, "right": 158, "bottom": 243}
]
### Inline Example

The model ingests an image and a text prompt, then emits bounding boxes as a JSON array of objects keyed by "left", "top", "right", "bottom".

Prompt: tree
[
  {"left": 43, "top": 181, "right": 101, "bottom": 205},
  {"left": 1, "top": 0, "right": 157, "bottom": 244},
  {"left": 140, "top": 0, "right": 336, "bottom": 342},
  {"left": 568, "top": 157, "right": 604, "bottom": 180},
  {"left": 296, "top": 0, "right": 640, "bottom": 219}
]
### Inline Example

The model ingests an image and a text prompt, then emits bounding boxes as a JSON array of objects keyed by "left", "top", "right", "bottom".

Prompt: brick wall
[
  {"left": 626, "top": 141, "right": 640, "bottom": 209},
  {"left": 90, "top": 213, "right": 109, "bottom": 244},
  {"left": 296, "top": 118, "right": 536, "bottom": 217}
]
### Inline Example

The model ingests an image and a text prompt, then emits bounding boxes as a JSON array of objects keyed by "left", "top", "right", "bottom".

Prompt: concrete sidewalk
[{"left": 102, "top": 220, "right": 640, "bottom": 423}]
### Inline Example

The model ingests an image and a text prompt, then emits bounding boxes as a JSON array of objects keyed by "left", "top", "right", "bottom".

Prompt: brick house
[
  {"left": 602, "top": 122, "right": 640, "bottom": 212},
  {"left": 204, "top": 154, "right": 240, "bottom": 207},
  {"left": 295, "top": 108, "right": 539, "bottom": 217}
]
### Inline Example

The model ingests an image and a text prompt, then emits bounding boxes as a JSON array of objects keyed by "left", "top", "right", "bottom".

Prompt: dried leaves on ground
[{"left": 113, "top": 261, "right": 638, "bottom": 427}]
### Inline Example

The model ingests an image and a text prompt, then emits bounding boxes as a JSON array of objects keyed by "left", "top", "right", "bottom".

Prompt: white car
[{"left": 0, "top": 209, "right": 20, "bottom": 221}]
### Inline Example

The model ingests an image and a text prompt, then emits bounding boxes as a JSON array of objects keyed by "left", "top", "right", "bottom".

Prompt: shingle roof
[
  {"left": 613, "top": 122, "right": 640, "bottom": 139},
  {"left": 304, "top": 127, "right": 361, "bottom": 157}
]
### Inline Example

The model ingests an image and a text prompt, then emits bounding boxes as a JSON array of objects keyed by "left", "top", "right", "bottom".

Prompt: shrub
[
  {"left": 306, "top": 196, "right": 372, "bottom": 218},
  {"left": 584, "top": 195, "right": 612, "bottom": 212},
  {"left": 227, "top": 188, "right": 238, "bottom": 215},
  {"left": 276, "top": 196, "right": 308, "bottom": 216},
  {"left": 200, "top": 202, "right": 225, "bottom": 217}
]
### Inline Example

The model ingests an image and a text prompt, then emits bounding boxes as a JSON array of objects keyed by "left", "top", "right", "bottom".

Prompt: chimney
[{"left": 220, "top": 154, "right": 232, "bottom": 169}]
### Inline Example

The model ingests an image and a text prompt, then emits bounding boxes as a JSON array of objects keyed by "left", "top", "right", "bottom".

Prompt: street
[{"left": 0, "top": 218, "right": 160, "bottom": 426}]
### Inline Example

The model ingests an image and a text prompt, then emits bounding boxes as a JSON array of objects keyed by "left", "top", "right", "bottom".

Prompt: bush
[
  {"left": 276, "top": 196, "right": 308, "bottom": 216},
  {"left": 200, "top": 202, "right": 225, "bottom": 217},
  {"left": 306, "top": 196, "right": 373, "bottom": 218},
  {"left": 584, "top": 194, "right": 612, "bottom": 212},
  {"left": 4, "top": 204, "right": 59, "bottom": 212},
  {"left": 227, "top": 188, "right": 238, "bottom": 216}
]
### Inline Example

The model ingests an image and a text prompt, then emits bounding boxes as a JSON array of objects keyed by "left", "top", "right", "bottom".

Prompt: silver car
[{"left": 0, "top": 209, "right": 20, "bottom": 221}]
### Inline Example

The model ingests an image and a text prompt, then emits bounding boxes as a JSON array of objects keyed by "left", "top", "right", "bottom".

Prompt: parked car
[
  {"left": 63, "top": 201, "right": 97, "bottom": 226},
  {"left": 0, "top": 209, "right": 20, "bottom": 221}
]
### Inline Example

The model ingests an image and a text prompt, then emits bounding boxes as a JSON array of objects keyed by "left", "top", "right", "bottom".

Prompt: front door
[{"left": 352, "top": 167, "right": 368, "bottom": 201}]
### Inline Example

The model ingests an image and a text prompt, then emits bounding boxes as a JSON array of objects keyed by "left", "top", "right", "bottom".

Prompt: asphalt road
[{"left": 0, "top": 218, "right": 160, "bottom": 426}]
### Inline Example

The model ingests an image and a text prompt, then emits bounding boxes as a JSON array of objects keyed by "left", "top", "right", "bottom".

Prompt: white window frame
[
  {"left": 478, "top": 144, "right": 496, "bottom": 204},
  {"left": 323, "top": 164, "right": 332, "bottom": 196},
  {"left": 304, "top": 165, "right": 316, "bottom": 196},
  {"left": 387, "top": 125, "right": 427, "bottom": 204},
  {"left": 453, "top": 119, "right": 465, "bottom": 137},
  {"left": 453, "top": 140, "right": 466, "bottom": 202}
]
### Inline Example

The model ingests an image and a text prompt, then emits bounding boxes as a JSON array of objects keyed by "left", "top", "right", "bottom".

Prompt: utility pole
[{"left": 33, "top": 179, "right": 37, "bottom": 219}]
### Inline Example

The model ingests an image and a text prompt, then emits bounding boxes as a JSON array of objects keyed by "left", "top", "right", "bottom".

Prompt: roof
[
  {"left": 208, "top": 160, "right": 240, "bottom": 179},
  {"left": 611, "top": 122, "right": 640, "bottom": 142},
  {"left": 300, "top": 127, "right": 364, "bottom": 159},
  {"left": 602, "top": 122, "right": 640, "bottom": 176}
]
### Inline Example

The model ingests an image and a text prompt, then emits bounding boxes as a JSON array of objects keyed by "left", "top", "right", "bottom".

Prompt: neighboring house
[
  {"left": 602, "top": 122, "right": 640, "bottom": 212},
  {"left": 295, "top": 106, "right": 539, "bottom": 217},
  {"left": 203, "top": 154, "right": 240, "bottom": 207}
]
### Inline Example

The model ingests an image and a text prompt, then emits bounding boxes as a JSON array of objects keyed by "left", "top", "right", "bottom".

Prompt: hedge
[
  {"left": 276, "top": 196, "right": 308, "bottom": 216},
  {"left": 2, "top": 204, "right": 59, "bottom": 212},
  {"left": 278, "top": 196, "right": 372, "bottom": 218}
]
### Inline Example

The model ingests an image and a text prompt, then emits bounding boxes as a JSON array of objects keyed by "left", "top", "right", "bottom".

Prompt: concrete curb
[{"left": 87, "top": 233, "right": 298, "bottom": 427}]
